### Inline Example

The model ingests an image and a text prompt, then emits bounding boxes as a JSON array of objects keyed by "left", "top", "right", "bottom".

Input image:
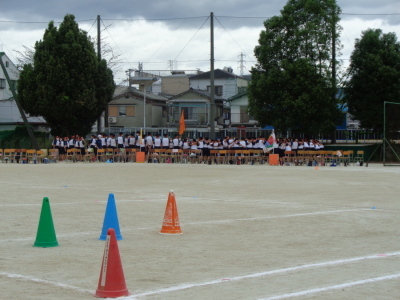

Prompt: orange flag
[{"left": 179, "top": 110, "right": 186, "bottom": 135}]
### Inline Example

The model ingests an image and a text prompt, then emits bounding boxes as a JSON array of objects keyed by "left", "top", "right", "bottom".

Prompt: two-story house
[{"left": 0, "top": 52, "right": 46, "bottom": 131}]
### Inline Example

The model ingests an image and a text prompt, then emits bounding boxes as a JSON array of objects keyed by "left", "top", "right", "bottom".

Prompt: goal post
[{"left": 383, "top": 101, "right": 400, "bottom": 166}]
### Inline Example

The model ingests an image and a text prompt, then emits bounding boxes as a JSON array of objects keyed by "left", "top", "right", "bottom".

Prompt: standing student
[
  {"left": 117, "top": 132, "right": 124, "bottom": 148},
  {"left": 162, "top": 134, "right": 170, "bottom": 149}
]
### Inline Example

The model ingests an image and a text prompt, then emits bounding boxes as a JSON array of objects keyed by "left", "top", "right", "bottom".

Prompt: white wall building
[{"left": 0, "top": 52, "right": 46, "bottom": 131}]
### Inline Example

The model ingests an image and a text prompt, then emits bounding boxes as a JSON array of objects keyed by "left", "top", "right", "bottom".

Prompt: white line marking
[
  {"left": 0, "top": 208, "right": 368, "bottom": 243},
  {"left": 126, "top": 251, "right": 400, "bottom": 299},
  {"left": 0, "top": 272, "right": 92, "bottom": 294},
  {"left": 259, "top": 273, "right": 400, "bottom": 300}
]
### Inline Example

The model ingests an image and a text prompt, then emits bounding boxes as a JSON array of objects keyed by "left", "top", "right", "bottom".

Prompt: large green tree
[
  {"left": 344, "top": 29, "right": 400, "bottom": 136},
  {"left": 18, "top": 14, "right": 115, "bottom": 136},
  {"left": 248, "top": 0, "right": 342, "bottom": 137}
]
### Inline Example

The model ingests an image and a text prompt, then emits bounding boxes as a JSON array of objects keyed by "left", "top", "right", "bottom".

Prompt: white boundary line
[
  {"left": 259, "top": 273, "right": 400, "bottom": 300},
  {"left": 1, "top": 252, "right": 399, "bottom": 298},
  {"left": 0, "top": 272, "right": 92, "bottom": 294},
  {"left": 0, "top": 208, "right": 367, "bottom": 243},
  {"left": 127, "top": 251, "right": 400, "bottom": 299}
]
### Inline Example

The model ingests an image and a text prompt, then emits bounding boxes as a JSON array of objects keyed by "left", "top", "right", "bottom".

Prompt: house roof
[
  {"left": 169, "top": 88, "right": 225, "bottom": 103},
  {"left": 112, "top": 85, "right": 168, "bottom": 102},
  {"left": 189, "top": 68, "right": 245, "bottom": 80},
  {"left": 227, "top": 90, "right": 248, "bottom": 102}
]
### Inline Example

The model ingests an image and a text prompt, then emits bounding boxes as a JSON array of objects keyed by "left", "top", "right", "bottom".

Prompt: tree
[
  {"left": 18, "top": 14, "right": 115, "bottom": 136},
  {"left": 248, "top": 0, "right": 342, "bottom": 137},
  {"left": 343, "top": 29, "right": 400, "bottom": 136}
]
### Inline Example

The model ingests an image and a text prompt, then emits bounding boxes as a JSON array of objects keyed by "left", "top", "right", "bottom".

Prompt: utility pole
[
  {"left": 0, "top": 53, "right": 39, "bottom": 150},
  {"left": 331, "top": 11, "right": 337, "bottom": 144},
  {"left": 210, "top": 12, "right": 215, "bottom": 139},
  {"left": 238, "top": 52, "right": 246, "bottom": 76},
  {"left": 97, "top": 15, "right": 104, "bottom": 133}
]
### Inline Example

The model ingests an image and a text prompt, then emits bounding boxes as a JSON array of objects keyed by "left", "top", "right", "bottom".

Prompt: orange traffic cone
[
  {"left": 95, "top": 228, "right": 129, "bottom": 298},
  {"left": 160, "top": 191, "right": 182, "bottom": 234},
  {"left": 315, "top": 166, "right": 319, "bottom": 170}
]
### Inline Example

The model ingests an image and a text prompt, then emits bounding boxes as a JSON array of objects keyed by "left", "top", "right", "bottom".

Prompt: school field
[{"left": 0, "top": 162, "right": 399, "bottom": 299}]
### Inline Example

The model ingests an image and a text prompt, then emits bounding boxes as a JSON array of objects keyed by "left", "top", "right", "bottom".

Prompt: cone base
[
  {"left": 95, "top": 288, "right": 130, "bottom": 298},
  {"left": 159, "top": 230, "right": 183, "bottom": 234},
  {"left": 33, "top": 241, "right": 59, "bottom": 248}
]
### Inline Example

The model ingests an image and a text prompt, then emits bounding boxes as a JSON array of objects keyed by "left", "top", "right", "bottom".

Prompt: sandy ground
[{"left": 0, "top": 161, "right": 399, "bottom": 300}]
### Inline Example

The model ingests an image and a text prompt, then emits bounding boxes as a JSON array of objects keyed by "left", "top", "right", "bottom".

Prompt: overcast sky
[{"left": 0, "top": 0, "right": 399, "bottom": 84}]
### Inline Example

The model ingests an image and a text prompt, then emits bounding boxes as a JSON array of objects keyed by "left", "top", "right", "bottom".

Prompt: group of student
[{"left": 52, "top": 133, "right": 324, "bottom": 160}]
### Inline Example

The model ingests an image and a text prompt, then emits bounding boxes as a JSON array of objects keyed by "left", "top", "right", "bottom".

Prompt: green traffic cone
[{"left": 33, "top": 197, "right": 59, "bottom": 248}]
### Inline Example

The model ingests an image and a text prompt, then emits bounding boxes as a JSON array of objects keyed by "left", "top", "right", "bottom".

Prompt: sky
[{"left": 0, "top": 0, "right": 399, "bottom": 85}]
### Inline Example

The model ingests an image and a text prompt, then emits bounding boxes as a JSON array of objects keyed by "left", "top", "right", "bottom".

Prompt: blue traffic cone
[{"left": 99, "top": 193, "right": 123, "bottom": 240}]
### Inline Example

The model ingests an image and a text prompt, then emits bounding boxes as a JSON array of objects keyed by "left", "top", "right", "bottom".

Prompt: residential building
[
  {"left": 108, "top": 85, "right": 168, "bottom": 129},
  {"left": 167, "top": 88, "right": 225, "bottom": 128},
  {"left": 227, "top": 91, "right": 258, "bottom": 127},
  {"left": 0, "top": 52, "right": 46, "bottom": 131},
  {"left": 189, "top": 67, "right": 249, "bottom": 100}
]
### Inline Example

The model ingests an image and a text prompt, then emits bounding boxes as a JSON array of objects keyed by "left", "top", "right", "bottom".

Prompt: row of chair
[
  {"left": 280, "top": 150, "right": 364, "bottom": 166},
  {"left": 146, "top": 149, "right": 268, "bottom": 165},
  {"left": 0, "top": 148, "right": 365, "bottom": 165},
  {"left": 0, "top": 149, "right": 54, "bottom": 164}
]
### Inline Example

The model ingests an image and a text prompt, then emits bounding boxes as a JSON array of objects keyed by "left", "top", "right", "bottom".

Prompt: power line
[{"left": 1, "top": 11, "right": 399, "bottom": 24}]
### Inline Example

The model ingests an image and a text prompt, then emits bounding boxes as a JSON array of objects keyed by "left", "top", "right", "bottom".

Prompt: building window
[
  {"left": 5, "top": 61, "right": 9, "bottom": 68},
  {"left": 109, "top": 105, "right": 135, "bottom": 117},
  {"left": 0, "top": 79, "right": 5, "bottom": 89},
  {"left": 9, "top": 80, "right": 17, "bottom": 91},
  {"left": 207, "top": 85, "right": 223, "bottom": 96},
  {"left": 119, "top": 106, "right": 126, "bottom": 117},
  {"left": 182, "top": 107, "right": 196, "bottom": 120}
]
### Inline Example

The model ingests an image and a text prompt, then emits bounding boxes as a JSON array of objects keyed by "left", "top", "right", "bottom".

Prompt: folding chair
[
  {"left": 105, "top": 148, "right": 114, "bottom": 162},
  {"left": 66, "top": 149, "right": 76, "bottom": 163},
  {"left": 282, "top": 151, "right": 295, "bottom": 165},
  {"left": 83, "top": 148, "right": 95, "bottom": 162},
  {"left": 113, "top": 148, "right": 124, "bottom": 163},
  {"left": 125, "top": 148, "right": 136, "bottom": 162},
  {"left": 48, "top": 149, "right": 59, "bottom": 163},
  {"left": 182, "top": 149, "right": 190, "bottom": 163},
  {"left": 36, "top": 150, "right": 48, "bottom": 163},
  {"left": 97, "top": 149, "right": 107, "bottom": 162},
  {"left": 189, "top": 149, "right": 202, "bottom": 164},
  {"left": 354, "top": 150, "right": 364, "bottom": 165},
  {"left": 3, "top": 149, "right": 16, "bottom": 163},
  {"left": 26, "top": 149, "right": 38, "bottom": 164}
]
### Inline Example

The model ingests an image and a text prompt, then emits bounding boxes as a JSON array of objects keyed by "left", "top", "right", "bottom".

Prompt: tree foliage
[
  {"left": 18, "top": 14, "right": 115, "bottom": 136},
  {"left": 343, "top": 29, "right": 400, "bottom": 135},
  {"left": 248, "top": 0, "right": 342, "bottom": 136}
]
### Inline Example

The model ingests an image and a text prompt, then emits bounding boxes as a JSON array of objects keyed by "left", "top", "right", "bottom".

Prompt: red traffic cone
[
  {"left": 95, "top": 228, "right": 129, "bottom": 298},
  {"left": 160, "top": 191, "right": 182, "bottom": 234}
]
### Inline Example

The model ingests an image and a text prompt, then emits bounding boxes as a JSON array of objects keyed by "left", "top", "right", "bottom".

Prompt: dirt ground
[{"left": 0, "top": 161, "right": 399, "bottom": 300}]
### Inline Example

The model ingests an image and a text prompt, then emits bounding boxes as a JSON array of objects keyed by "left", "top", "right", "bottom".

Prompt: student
[
  {"left": 162, "top": 134, "right": 170, "bottom": 149},
  {"left": 172, "top": 135, "right": 180, "bottom": 149},
  {"left": 154, "top": 134, "right": 162, "bottom": 149},
  {"left": 89, "top": 135, "right": 98, "bottom": 156},
  {"left": 117, "top": 132, "right": 124, "bottom": 149}
]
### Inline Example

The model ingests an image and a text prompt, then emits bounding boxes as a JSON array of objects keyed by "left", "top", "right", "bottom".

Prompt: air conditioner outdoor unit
[{"left": 108, "top": 117, "right": 117, "bottom": 124}]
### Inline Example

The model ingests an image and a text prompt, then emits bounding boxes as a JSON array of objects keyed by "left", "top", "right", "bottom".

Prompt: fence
[{"left": 98, "top": 127, "right": 392, "bottom": 143}]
